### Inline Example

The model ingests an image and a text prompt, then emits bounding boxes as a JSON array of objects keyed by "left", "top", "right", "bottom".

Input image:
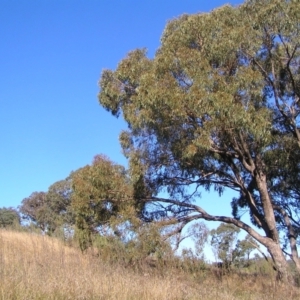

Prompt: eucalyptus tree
[
  {"left": 211, "top": 226, "right": 259, "bottom": 268},
  {"left": 98, "top": 0, "right": 300, "bottom": 281},
  {"left": 71, "top": 155, "right": 142, "bottom": 250},
  {"left": 211, "top": 224, "right": 240, "bottom": 267},
  {"left": 19, "top": 178, "right": 74, "bottom": 234},
  {"left": 71, "top": 155, "right": 181, "bottom": 256},
  {"left": 20, "top": 191, "right": 50, "bottom": 232},
  {"left": 234, "top": 234, "right": 259, "bottom": 267}
]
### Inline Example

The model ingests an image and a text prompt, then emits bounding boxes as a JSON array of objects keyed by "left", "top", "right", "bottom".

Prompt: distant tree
[
  {"left": 188, "top": 222, "right": 209, "bottom": 257},
  {"left": 210, "top": 226, "right": 259, "bottom": 269},
  {"left": 233, "top": 234, "right": 259, "bottom": 268},
  {"left": 19, "top": 178, "right": 74, "bottom": 234},
  {"left": 0, "top": 207, "right": 20, "bottom": 228},
  {"left": 98, "top": 0, "right": 300, "bottom": 282},
  {"left": 19, "top": 192, "right": 48, "bottom": 231},
  {"left": 211, "top": 223, "right": 240, "bottom": 267}
]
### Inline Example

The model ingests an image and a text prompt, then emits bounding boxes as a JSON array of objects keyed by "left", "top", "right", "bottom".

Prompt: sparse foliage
[
  {"left": 211, "top": 223, "right": 240, "bottom": 266},
  {"left": 189, "top": 222, "right": 209, "bottom": 257},
  {"left": 233, "top": 234, "right": 259, "bottom": 267}
]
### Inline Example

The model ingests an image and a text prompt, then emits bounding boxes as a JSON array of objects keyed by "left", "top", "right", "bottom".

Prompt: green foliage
[
  {"left": 91, "top": 222, "right": 175, "bottom": 274},
  {"left": 211, "top": 223, "right": 240, "bottom": 265},
  {"left": 210, "top": 225, "right": 259, "bottom": 270},
  {"left": 98, "top": 0, "right": 300, "bottom": 280},
  {"left": 0, "top": 207, "right": 20, "bottom": 228},
  {"left": 233, "top": 234, "right": 259, "bottom": 267},
  {"left": 71, "top": 155, "right": 140, "bottom": 251},
  {"left": 132, "top": 223, "right": 173, "bottom": 259},
  {"left": 19, "top": 178, "right": 74, "bottom": 234},
  {"left": 47, "top": 178, "right": 74, "bottom": 226},
  {"left": 19, "top": 192, "right": 48, "bottom": 231},
  {"left": 180, "top": 248, "right": 207, "bottom": 276}
]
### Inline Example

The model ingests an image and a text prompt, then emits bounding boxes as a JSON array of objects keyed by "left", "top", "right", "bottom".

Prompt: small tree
[
  {"left": 71, "top": 155, "right": 140, "bottom": 251},
  {"left": 0, "top": 207, "right": 20, "bottom": 228},
  {"left": 19, "top": 178, "right": 74, "bottom": 234},
  {"left": 211, "top": 223, "right": 240, "bottom": 267},
  {"left": 188, "top": 222, "right": 209, "bottom": 258},
  {"left": 233, "top": 234, "right": 259, "bottom": 268},
  {"left": 19, "top": 192, "right": 49, "bottom": 231}
]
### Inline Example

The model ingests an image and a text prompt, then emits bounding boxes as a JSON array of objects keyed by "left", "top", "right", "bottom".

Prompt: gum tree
[
  {"left": 98, "top": 0, "right": 300, "bottom": 282},
  {"left": 19, "top": 178, "right": 74, "bottom": 234},
  {"left": 211, "top": 223, "right": 240, "bottom": 267},
  {"left": 71, "top": 155, "right": 140, "bottom": 250}
]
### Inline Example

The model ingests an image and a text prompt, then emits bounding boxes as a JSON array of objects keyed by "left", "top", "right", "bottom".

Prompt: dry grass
[{"left": 0, "top": 229, "right": 299, "bottom": 300}]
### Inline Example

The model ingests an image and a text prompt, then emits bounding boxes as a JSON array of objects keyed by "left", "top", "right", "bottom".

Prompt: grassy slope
[{"left": 0, "top": 230, "right": 299, "bottom": 300}]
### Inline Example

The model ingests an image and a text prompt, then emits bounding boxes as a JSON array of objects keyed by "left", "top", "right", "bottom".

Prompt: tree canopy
[
  {"left": 19, "top": 178, "right": 73, "bottom": 234},
  {"left": 71, "top": 155, "right": 144, "bottom": 250},
  {"left": 98, "top": 0, "right": 300, "bottom": 282},
  {"left": 0, "top": 207, "right": 20, "bottom": 228}
]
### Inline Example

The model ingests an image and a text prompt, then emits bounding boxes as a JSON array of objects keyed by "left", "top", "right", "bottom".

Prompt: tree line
[
  {"left": 1, "top": 156, "right": 259, "bottom": 271},
  {"left": 2, "top": 0, "right": 300, "bottom": 284}
]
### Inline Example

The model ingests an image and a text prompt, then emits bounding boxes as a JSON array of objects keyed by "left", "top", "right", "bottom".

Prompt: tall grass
[{"left": 0, "top": 229, "right": 298, "bottom": 299}]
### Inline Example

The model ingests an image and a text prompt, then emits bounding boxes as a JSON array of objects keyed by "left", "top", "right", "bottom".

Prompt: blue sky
[{"left": 0, "top": 0, "right": 242, "bottom": 220}]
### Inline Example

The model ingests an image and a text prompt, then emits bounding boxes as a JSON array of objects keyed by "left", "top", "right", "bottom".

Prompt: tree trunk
[
  {"left": 253, "top": 171, "right": 293, "bottom": 281},
  {"left": 275, "top": 205, "right": 300, "bottom": 273},
  {"left": 255, "top": 172, "right": 279, "bottom": 242},
  {"left": 267, "top": 242, "right": 291, "bottom": 283}
]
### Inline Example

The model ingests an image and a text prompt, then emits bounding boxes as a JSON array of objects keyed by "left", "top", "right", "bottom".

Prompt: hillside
[{"left": 0, "top": 230, "right": 298, "bottom": 300}]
